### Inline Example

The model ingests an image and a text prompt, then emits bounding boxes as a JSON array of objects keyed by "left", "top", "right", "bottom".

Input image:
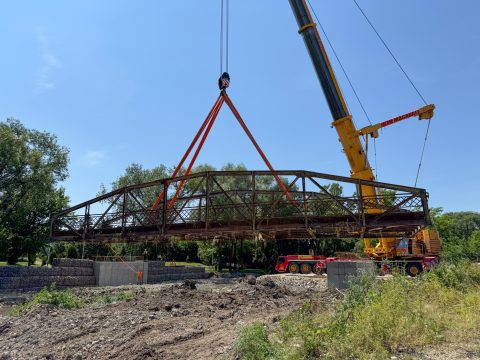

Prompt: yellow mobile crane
[{"left": 288, "top": 0, "right": 441, "bottom": 275}]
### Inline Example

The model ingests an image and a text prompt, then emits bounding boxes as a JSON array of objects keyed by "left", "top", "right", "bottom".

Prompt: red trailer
[
  {"left": 276, "top": 255, "right": 440, "bottom": 277},
  {"left": 275, "top": 255, "right": 327, "bottom": 274}
]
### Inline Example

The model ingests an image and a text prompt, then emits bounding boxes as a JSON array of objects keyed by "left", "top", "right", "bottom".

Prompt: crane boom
[{"left": 288, "top": 0, "right": 376, "bottom": 193}]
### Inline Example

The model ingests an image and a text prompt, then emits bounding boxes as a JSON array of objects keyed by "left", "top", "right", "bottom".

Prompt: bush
[
  {"left": 423, "top": 260, "right": 480, "bottom": 291},
  {"left": 234, "top": 321, "right": 275, "bottom": 360},
  {"left": 11, "top": 284, "right": 85, "bottom": 314}
]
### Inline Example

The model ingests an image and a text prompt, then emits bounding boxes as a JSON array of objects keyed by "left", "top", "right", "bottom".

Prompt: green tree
[
  {"left": 99, "top": 163, "right": 170, "bottom": 212},
  {"left": 431, "top": 209, "right": 480, "bottom": 261},
  {"left": 0, "top": 119, "right": 69, "bottom": 264}
]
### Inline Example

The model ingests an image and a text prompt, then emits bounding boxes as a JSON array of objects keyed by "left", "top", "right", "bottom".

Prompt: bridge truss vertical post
[
  {"left": 358, "top": 180, "right": 366, "bottom": 229},
  {"left": 121, "top": 189, "right": 128, "bottom": 235},
  {"left": 161, "top": 182, "right": 168, "bottom": 235},
  {"left": 420, "top": 189, "right": 431, "bottom": 225},
  {"left": 302, "top": 174, "right": 308, "bottom": 229},
  {"left": 205, "top": 173, "right": 210, "bottom": 230},
  {"left": 83, "top": 204, "right": 90, "bottom": 240},
  {"left": 251, "top": 171, "right": 256, "bottom": 231}
]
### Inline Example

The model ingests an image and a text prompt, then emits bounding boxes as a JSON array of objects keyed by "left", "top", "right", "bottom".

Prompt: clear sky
[{"left": 1, "top": 1, "right": 479, "bottom": 212}]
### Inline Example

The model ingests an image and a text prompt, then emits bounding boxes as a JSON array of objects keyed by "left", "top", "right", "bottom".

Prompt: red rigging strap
[
  {"left": 221, "top": 92, "right": 296, "bottom": 205},
  {"left": 166, "top": 96, "right": 224, "bottom": 209},
  {"left": 151, "top": 94, "right": 223, "bottom": 210},
  {"left": 152, "top": 90, "right": 296, "bottom": 211}
]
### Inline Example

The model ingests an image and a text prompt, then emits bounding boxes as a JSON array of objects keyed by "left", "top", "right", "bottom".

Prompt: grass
[
  {"left": 10, "top": 285, "right": 136, "bottom": 315},
  {"left": 164, "top": 261, "right": 267, "bottom": 274},
  {"left": 93, "top": 290, "right": 135, "bottom": 304},
  {"left": 0, "top": 258, "right": 43, "bottom": 266},
  {"left": 165, "top": 261, "right": 215, "bottom": 272},
  {"left": 234, "top": 261, "right": 480, "bottom": 360}
]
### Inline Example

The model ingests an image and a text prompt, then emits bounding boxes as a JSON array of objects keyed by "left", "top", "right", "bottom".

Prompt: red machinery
[{"left": 275, "top": 255, "right": 327, "bottom": 275}]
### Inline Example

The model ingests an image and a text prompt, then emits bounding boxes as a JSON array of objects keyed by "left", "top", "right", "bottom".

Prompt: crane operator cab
[{"left": 395, "top": 237, "right": 424, "bottom": 256}]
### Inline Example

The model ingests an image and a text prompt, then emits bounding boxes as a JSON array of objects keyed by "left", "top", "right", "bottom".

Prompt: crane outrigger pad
[{"left": 50, "top": 170, "right": 431, "bottom": 243}]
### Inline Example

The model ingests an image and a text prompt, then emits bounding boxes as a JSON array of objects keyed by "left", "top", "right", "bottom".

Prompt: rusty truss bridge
[{"left": 50, "top": 170, "right": 431, "bottom": 243}]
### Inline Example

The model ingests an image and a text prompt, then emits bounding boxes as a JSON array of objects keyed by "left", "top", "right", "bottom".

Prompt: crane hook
[{"left": 218, "top": 72, "right": 230, "bottom": 90}]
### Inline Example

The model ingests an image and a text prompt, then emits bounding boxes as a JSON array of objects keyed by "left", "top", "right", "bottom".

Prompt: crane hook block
[{"left": 218, "top": 72, "right": 230, "bottom": 90}]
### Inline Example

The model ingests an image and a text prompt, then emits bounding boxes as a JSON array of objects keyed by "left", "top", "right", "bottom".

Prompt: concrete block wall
[
  {"left": 147, "top": 262, "right": 209, "bottom": 283},
  {"left": 327, "top": 261, "right": 377, "bottom": 289},
  {"left": 0, "top": 259, "right": 96, "bottom": 290},
  {"left": 0, "top": 260, "right": 209, "bottom": 290}
]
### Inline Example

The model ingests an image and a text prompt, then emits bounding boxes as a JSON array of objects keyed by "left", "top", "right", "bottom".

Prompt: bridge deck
[{"left": 50, "top": 170, "right": 431, "bottom": 243}]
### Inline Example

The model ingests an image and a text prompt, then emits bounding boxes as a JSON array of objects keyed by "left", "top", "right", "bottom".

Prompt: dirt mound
[{"left": 0, "top": 276, "right": 327, "bottom": 359}]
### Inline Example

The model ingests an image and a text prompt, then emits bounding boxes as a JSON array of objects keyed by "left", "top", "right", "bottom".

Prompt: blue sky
[{"left": 1, "top": 1, "right": 479, "bottom": 212}]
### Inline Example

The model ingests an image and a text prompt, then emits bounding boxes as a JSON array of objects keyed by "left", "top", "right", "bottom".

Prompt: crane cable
[
  {"left": 306, "top": 0, "right": 379, "bottom": 179},
  {"left": 352, "top": 0, "right": 428, "bottom": 106},
  {"left": 219, "top": 0, "right": 230, "bottom": 75},
  {"left": 351, "top": 0, "right": 431, "bottom": 186}
]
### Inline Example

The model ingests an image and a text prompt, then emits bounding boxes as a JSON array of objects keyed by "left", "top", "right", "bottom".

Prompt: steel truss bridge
[{"left": 50, "top": 170, "right": 431, "bottom": 243}]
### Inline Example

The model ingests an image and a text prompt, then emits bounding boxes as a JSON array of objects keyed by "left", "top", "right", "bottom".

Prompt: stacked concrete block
[
  {"left": 327, "top": 260, "right": 377, "bottom": 289},
  {"left": 52, "top": 258, "right": 94, "bottom": 268},
  {"left": 0, "top": 259, "right": 96, "bottom": 290},
  {"left": 147, "top": 263, "right": 209, "bottom": 283}
]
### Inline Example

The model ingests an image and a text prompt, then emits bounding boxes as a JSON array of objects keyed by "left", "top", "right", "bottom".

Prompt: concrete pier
[
  {"left": 94, "top": 261, "right": 148, "bottom": 286},
  {"left": 327, "top": 260, "right": 377, "bottom": 289}
]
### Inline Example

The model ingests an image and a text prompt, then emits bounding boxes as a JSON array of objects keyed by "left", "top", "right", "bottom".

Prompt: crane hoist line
[{"left": 219, "top": 0, "right": 231, "bottom": 91}]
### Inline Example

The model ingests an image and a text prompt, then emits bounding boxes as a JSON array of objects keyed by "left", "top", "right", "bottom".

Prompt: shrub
[
  {"left": 234, "top": 321, "right": 275, "bottom": 360},
  {"left": 423, "top": 260, "right": 480, "bottom": 291},
  {"left": 11, "top": 284, "right": 85, "bottom": 314}
]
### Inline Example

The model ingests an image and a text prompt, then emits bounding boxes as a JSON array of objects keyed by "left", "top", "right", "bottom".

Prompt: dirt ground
[{"left": 0, "top": 274, "right": 328, "bottom": 360}]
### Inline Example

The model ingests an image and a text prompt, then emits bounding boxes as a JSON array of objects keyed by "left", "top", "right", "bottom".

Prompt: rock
[
  {"left": 245, "top": 274, "right": 256, "bottom": 285},
  {"left": 260, "top": 279, "right": 275, "bottom": 288},
  {"left": 181, "top": 280, "right": 196, "bottom": 289}
]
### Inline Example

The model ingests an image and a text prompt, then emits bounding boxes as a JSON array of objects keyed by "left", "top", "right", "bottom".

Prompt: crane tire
[
  {"left": 300, "top": 263, "right": 312, "bottom": 274},
  {"left": 405, "top": 262, "right": 423, "bottom": 277},
  {"left": 288, "top": 262, "right": 300, "bottom": 274}
]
